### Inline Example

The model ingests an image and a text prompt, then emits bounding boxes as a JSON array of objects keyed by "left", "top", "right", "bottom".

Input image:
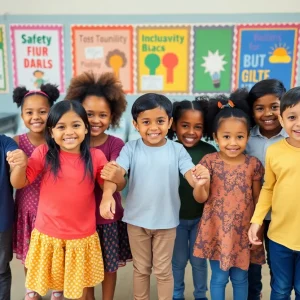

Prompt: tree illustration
[
  {"left": 145, "top": 54, "right": 161, "bottom": 75},
  {"left": 105, "top": 50, "right": 127, "bottom": 79},
  {"left": 162, "top": 53, "right": 178, "bottom": 83}
]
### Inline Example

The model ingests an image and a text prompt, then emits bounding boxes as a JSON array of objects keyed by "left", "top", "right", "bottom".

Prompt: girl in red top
[
  {"left": 66, "top": 72, "right": 131, "bottom": 300},
  {"left": 7, "top": 101, "right": 117, "bottom": 300}
]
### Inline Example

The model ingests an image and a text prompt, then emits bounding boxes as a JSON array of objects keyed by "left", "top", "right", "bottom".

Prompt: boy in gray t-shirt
[{"left": 100, "top": 93, "right": 210, "bottom": 300}]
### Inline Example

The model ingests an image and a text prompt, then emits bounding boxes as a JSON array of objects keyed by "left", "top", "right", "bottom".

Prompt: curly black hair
[
  {"left": 13, "top": 83, "right": 60, "bottom": 108},
  {"left": 167, "top": 96, "right": 210, "bottom": 140},
  {"left": 205, "top": 88, "right": 251, "bottom": 140},
  {"left": 65, "top": 72, "right": 127, "bottom": 128}
]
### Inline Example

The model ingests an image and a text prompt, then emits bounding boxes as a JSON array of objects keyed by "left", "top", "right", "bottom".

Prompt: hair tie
[
  {"left": 217, "top": 100, "right": 235, "bottom": 109},
  {"left": 24, "top": 90, "right": 49, "bottom": 99}
]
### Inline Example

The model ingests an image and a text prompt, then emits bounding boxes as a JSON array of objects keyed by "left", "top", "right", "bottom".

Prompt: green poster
[
  {"left": 0, "top": 25, "right": 8, "bottom": 93},
  {"left": 193, "top": 26, "right": 233, "bottom": 93}
]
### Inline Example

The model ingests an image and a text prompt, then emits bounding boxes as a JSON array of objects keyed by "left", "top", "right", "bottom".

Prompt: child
[
  {"left": 246, "top": 79, "right": 286, "bottom": 300},
  {"left": 249, "top": 86, "right": 300, "bottom": 300},
  {"left": 0, "top": 135, "right": 18, "bottom": 300},
  {"left": 193, "top": 90, "right": 265, "bottom": 300},
  {"left": 167, "top": 97, "right": 216, "bottom": 300},
  {"left": 12, "top": 85, "right": 59, "bottom": 270},
  {"left": 100, "top": 93, "right": 210, "bottom": 300},
  {"left": 7, "top": 101, "right": 117, "bottom": 300},
  {"left": 65, "top": 71, "right": 131, "bottom": 300}
]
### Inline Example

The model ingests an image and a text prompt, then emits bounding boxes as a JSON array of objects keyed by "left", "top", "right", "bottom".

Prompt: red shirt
[{"left": 26, "top": 144, "right": 107, "bottom": 239}]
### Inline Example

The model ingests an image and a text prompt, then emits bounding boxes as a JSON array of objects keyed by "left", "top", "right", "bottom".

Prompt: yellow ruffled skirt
[{"left": 25, "top": 229, "right": 104, "bottom": 299}]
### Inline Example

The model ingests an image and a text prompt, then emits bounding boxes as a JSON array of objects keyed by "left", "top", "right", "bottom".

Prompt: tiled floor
[{"left": 11, "top": 257, "right": 276, "bottom": 300}]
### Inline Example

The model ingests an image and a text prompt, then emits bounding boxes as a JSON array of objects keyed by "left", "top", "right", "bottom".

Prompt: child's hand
[
  {"left": 6, "top": 150, "right": 28, "bottom": 168},
  {"left": 101, "top": 161, "right": 124, "bottom": 184},
  {"left": 248, "top": 223, "right": 263, "bottom": 245},
  {"left": 100, "top": 196, "right": 116, "bottom": 220},
  {"left": 192, "top": 164, "right": 210, "bottom": 186}
]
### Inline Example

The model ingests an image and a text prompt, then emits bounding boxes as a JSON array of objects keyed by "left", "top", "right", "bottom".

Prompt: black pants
[
  {"left": 0, "top": 227, "right": 13, "bottom": 300},
  {"left": 248, "top": 220, "right": 272, "bottom": 300}
]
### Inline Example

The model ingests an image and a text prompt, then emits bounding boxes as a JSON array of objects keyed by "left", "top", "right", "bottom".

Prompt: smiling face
[
  {"left": 172, "top": 109, "right": 204, "bottom": 147},
  {"left": 21, "top": 95, "right": 50, "bottom": 133},
  {"left": 252, "top": 94, "right": 281, "bottom": 138},
  {"left": 279, "top": 102, "right": 300, "bottom": 148},
  {"left": 82, "top": 95, "right": 112, "bottom": 141},
  {"left": 214, "top": 117, "right": 249, "bottom": 162},
  {"left": 50, "top": 110, "right": 88, "bottom": 153},
  {"left": 133, "top": 107, "right": 173, "bottom": 147}
]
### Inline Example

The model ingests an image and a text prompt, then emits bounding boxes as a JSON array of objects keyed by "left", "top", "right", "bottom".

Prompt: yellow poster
[{"left": 137, "top": 26, "right": 190, "bottom": 93}]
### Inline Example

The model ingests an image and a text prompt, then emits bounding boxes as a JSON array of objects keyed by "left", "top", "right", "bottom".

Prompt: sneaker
[
  {"left": 25, "top": 292, "right": 40, "bottom": 300},
  {"left": 195, "top": 298, "right": 208, "bottom": 300},
  {"left": 51, "top": 291, "right": 64, "bottom": 300}
]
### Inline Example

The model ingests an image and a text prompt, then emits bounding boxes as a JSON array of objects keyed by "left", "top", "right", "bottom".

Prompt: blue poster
[{"left": 235, "top": 24, "right": 300, "bottom": 90}]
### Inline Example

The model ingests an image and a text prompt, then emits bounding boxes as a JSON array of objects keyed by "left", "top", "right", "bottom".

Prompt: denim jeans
[
  {"left": 210, "top": 260, "right": 248, "bottom": 300},
  {"left": 248, "top": 219, "right": 272, "bottom": 300},
  {"left": 172, "top": 218, "right": 207, "bottom": 299},
  {"left": 269, "top": 239, "right": 300, "bottom": 300},
  {"left": 0, "top": 227, "right": 13, "bottom": 300}
]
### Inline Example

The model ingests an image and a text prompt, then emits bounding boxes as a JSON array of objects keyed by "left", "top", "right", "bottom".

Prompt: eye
[
  {"left": 40, "top": 110, "right": 47, "bottom": 114},
  {"left": 237, "top": 135, "right": 245, "bottom": 139},
  {"left": 26, "top": 111, "right": 33, "bottom": 115},
  {"left": 158, "top": 119, "right": 165, "bottom": 124},
  {"left": 181, "top": 124, "right": 188, "bottom": 128},
  {"left": 56, "top": 125, "right": 64, "bottom": 130},
  {"left": 195, "top": 125, "right": 203, "bottom": 130},
  {"left": 100, "top": 114, "right": 108, "bottom": 118},
  {"left": 87, "top": 113, "right": 93, "bottom": 118},
  {"left": 223, "top": 135, "right": 230, "bottom": 139},
  {"left": 142, "top": 121, "right": 149, "bottom": 125},
  {"left": 288, "top": 116, "right": 296, "bottom": 120},
  {"left": 255, "top": 107, "right": 263, "bottom": 112},
  {"left": 271, "top": 105, "right": 280, "bottom": 111},
  {"left": 73, "top": 123, "right": 81, "bottom": 128}
]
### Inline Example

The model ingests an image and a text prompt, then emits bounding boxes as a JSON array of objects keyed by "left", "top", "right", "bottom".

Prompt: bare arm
[{"left": 101, "top": 162, "right": 127, "bottom": 191}]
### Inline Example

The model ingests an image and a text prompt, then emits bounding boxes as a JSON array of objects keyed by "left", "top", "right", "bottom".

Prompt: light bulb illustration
[{"left": 201, "top": 50, "right": 227, "bottom": 88}]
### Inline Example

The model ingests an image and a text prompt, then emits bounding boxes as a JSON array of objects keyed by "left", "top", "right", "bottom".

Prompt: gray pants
[{"left": 0, "top": 227, "right": 13, "bottom": 300}]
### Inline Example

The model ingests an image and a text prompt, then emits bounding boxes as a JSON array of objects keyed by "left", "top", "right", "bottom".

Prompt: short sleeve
[
  {"left": 199, "top": 154, "right": 213, "bottom": 177},
  {"left": 93, "top": 149, "right": 108, "bottom": 186},
  {"left": 26, "top": 145, "right": 46, "bottom": 183},
  {"left": 3, "top": 135, "right": 18, "bottom": 153},
  {"left": 178, "top": 146, "right": 194, "bottom": 176},
  {"left": 116, "top": 142, "right": 132, "bottom": 174},
  {"left": 252, "top": 157, "right": 264, "bottom": 181},
  {"left": 109, "top": 137, "right": 125, "bottom": 161}
]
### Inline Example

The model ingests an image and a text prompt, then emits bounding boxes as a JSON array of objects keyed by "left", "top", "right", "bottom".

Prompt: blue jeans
[
  {"left": 269, "top": 239, "right": 300, "bottom": 300},
  {"left": 210, "top": 260, "right": 248, "bottom": 300},
  {"left": 172, "top": 218, "right": 207, "bottom": 299},
  {"left": 248, "top": 219, "right": 272, "bottom": 300}
]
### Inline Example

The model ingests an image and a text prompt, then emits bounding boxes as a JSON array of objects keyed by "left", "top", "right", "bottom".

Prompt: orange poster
[{"left": 71, "top": 25, "right": 133, "bottom": 93}]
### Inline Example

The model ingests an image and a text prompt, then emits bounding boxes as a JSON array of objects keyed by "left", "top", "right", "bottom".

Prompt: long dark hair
[{"left": 44, "top": 100, "right": 93, "bottom": 180}]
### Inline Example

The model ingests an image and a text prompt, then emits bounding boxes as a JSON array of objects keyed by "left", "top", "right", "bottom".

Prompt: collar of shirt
[{"left": 250, "top": 125, "right": 288, "bottom": 139}]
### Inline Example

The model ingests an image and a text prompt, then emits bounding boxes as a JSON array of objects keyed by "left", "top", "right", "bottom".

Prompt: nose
[
  {"left": 65, "top": 126, "right": 74, "bottom": 135},
  {"left": 229, "top": 137, "right": 238, "bottom": 145},
  {"left": 264, "top": 108, "right": 273, "bottom": 116},
  {"left": 32, "top": 112, "right": 40, "bottom": 120},
  {"left": 187, "top": 127, "right": 195, "bottom": 134}
]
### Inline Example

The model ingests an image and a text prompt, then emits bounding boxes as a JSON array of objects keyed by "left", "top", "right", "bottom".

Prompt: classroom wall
[{"left": 1, "top": 0, "right": 300, "bottom": 15}]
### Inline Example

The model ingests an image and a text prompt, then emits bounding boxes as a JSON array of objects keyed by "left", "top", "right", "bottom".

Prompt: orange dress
[{"left": 193, "top": 153, "right": 265, "bottom": 271}]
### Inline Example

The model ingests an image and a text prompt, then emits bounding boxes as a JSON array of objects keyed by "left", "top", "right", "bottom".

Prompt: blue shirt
[
  {"left": 0, "top": 135, "right": 18, "bottom": 231},
  {"left": 117, "top": 138, "right": 194, "bottom": 229},
  {"left": 246, "top": 125, "right": 288, "bottom": 220}
]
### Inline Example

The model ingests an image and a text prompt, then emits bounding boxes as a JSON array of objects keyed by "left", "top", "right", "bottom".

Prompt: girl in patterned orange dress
[{"left": 193, "top": 90, "right": 265, "bottom": 300}]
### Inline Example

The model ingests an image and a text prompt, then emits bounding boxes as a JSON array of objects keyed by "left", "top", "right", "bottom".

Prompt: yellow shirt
[{"left": 251, "top": 139, "right": 300, "bottom": 251}]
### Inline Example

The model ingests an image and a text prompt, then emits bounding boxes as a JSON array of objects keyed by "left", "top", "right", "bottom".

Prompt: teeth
[
  {"left": 264, "top": 120, "right": 274, "bottom": 124},
  {"left": 148, "top": 133, "right": 159, "bottom": 137},
  {"left": 185, "top": 138, "right": 195, "bottom": 142}
]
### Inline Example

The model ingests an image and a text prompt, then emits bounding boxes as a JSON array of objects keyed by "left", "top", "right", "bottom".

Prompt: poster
[
  {"left": 234, "top": 24, "right": 300, "bottom": 90},
  {"left": 10, "top": 24, "right": 65, "bottom": 93},
  {"left": 0, "top": 25, "right": 8, "bottom": 93},
  {"left": 71, "top": 25, "right": 133, "bottom": 93},
  {"left": 136, "top": 26, "right": 190, "bottom": 93},
  {"left": 193, "top": 26, "right": 233, "bottom": 93}
]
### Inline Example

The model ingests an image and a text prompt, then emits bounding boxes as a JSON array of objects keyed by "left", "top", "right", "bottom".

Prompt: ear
[
  {"left": 132, "top": 120, "right": 139, "bottom": 131},
  {"left": 85, "top": 127, "right": 88, "bottom": 135},
  {"left": 213, "top": 132, "right": 218, "bottom": 145},
  {"left": 168, "top": 117, "right": 173, "bottom": 129},
  {"left": 278, "top": 114, "right": 284, "bottom": 128}
]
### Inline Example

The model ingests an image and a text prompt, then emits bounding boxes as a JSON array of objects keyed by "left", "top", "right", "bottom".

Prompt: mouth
[
  {"left": 293, "top": 130, "right": 300, "bottom": 135},
  {"left": 261, "top": 119, "right": 277, "bottom": 125},
  {"left": 63, "top": 137, "right": 77, "bottom": 144},
  {"left": 30, "top": 122, "right": 43, "bottom": 128},
  {"left": 183, "top": 137, "right": 197, "bottom": 144},
  {"left": 147, "top": 133, "right": 161, "bottom": 138},
  {"left": 226, "top": 148, "right": 240, "bottom": 152}
]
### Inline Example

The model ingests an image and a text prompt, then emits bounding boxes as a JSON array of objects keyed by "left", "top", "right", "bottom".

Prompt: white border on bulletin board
[{"left": 0, "top": 24, "right": 9, "bottom": 93}]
